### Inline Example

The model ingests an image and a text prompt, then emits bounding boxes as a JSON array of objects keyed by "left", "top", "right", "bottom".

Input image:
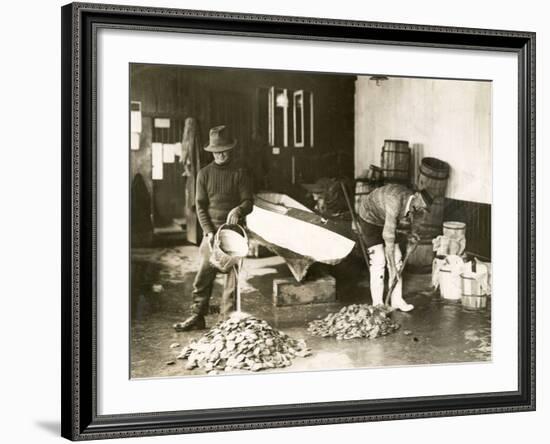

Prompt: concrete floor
[{"left": 131, "top": 245, "right": 491, "bottom": 379}]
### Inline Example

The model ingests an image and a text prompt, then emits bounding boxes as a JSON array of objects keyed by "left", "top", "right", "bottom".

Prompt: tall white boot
[
  {"left": 390, "top": 244, "right": 414, "bottom": 312},
  {"left": 367, "top": 244, "right": 385, "bottom": 306}
]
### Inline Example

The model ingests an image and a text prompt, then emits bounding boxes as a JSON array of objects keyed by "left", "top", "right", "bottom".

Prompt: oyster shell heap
[
  {"left": 308, "top": 304, "right": 400, "bottom": 340},
  {"left": 178, "top": 313, "right": 311, "bottom": 374}
]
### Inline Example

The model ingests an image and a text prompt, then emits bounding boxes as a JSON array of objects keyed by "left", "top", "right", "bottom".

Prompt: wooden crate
[{"left": 273, "top": 272, "right": 336, "bottom": 306}]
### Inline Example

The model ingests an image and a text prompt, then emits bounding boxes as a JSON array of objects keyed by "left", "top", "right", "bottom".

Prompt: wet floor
[{"left": 130, "top": 245, "right": 491, "bottom": 379}]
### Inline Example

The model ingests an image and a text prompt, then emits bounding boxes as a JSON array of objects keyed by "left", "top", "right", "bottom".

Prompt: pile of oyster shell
[
  {"left": 177, "top": 313, "right": 311, "bottom": 374},
  {"left": 308, "top": 304, "right": 400, "bottom": 340}
]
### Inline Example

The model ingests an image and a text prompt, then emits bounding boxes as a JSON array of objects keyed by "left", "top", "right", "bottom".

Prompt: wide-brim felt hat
[{"left": 204, "top": 125, "right": 237, "bottom": 152}]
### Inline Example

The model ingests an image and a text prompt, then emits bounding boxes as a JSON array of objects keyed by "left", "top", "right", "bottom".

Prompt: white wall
[
  {"left": 0, "top": 1, "right": 546, "bottom": 444},
  {"left": 355, "top": 76, "right": 492, "bottom": 203}
]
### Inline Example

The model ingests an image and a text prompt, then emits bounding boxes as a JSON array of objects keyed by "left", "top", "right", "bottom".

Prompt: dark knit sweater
[{"left": 195, "top": 160, "right": 253, "bottom": 235}]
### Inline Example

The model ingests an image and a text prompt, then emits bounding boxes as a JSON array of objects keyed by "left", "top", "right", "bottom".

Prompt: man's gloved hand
[
  {"left": 226, "top": 207, "right": 241, "bottom": 225},
  {"left": 407, "top": 232, "right": 420, "bottom": 254},
  {"left": 408, "top": 232, "right": 421, "bottom": 245}
]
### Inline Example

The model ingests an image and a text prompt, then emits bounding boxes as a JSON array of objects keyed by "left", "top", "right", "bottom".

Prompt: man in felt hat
[
  {"left": 357, "top": 183, "right": 433, "bottom": 312},
  {"left": 174, "top": 125, "right": 253, "bottom": 331}
]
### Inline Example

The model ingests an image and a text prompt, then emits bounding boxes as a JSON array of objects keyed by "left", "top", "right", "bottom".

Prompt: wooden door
[{"left": 151, "top": 118, "right": 186, "bottom": 227}]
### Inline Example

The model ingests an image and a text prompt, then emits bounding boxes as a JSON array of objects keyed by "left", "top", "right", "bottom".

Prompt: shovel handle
[{"left": 340, "top": 181, "right": 370, "bottom": 271}]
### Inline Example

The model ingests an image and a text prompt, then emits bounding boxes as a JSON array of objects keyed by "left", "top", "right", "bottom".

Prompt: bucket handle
[{"left": 214, "top": 223, "right": 249, "bottom": 247}]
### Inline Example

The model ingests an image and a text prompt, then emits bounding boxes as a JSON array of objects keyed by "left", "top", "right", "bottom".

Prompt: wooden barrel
[
  {"left": 381, "top": 140, "right": 410, "bottom": 183},
  {"left": 418, "top": 157, "right": 450, "bottom": 197},
  {"left": 407, "top": 197, "right": 445, "bottom": 274},
  {"left": 411, "top": 197, "right": 445, "bottom": 239},
  {"left": 367, "top": 164, "right": 383, "bottom": 182},
  {"left": 460, "top": 273, "right": 488, "bottom": 310},
  {"left": 354, "top": 180, "right": 375, "bottom": 214},
  {"left": 406, "top": 238, "right": 434, "bottom": 274}
]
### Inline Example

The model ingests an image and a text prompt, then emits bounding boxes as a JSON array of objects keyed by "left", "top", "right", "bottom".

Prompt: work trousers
[
  {"left": 359, "top": 219, "right": 405, "bottom": 306},
  {"left": 190, "top": 236, "right": 237, "bottom": 318}
]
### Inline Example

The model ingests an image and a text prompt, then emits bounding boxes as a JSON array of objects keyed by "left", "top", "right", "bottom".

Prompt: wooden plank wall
[
  {"left": 130, "top": 64, "right": 356, "bottom": 197},
  {"left": 443, "top": 198, "right": 491, "bottom": 260}
]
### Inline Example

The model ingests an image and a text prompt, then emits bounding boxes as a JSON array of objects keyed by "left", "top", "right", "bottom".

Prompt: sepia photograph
[{"left": 129, "top": 63, "right": 492, "bottom": 379}]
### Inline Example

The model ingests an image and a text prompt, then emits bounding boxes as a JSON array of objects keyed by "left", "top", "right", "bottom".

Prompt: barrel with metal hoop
[
  {"left": 417, "top": 157, "right": 450, "bottom": 198},
  {"left": 209, "top": 224, "right": 249, "bottom": 273},
  {"left": 460, "top": 273, "right": 488, "bottom": 310},
  {"left": 406, "top": 195, "right": 445, "bottom": 274},
  {"left": 380, "top": 139, "right": 411, "bottom": 183},
  {"left": 367, "top": 164, "right": 383, "bottom": 182},
  {"left": 412, "top": 196, "right": 445, "bottom": 239},
  {"left": 405, "top": 237, "right": 434, "bottom": 274}
]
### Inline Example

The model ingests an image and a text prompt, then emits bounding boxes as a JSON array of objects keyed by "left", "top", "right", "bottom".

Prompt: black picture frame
[{"left": 61, "top": 2, "right": 536, "bottom": 440}]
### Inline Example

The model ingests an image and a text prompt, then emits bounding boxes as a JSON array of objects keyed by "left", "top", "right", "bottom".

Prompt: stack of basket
[
  {"left": 430, "top": 218, "right": 490, "bottom": 309},
  {"left": 432, "top": 254, "right": 491, "bottom": 309},
  {"left": 431, "top": 222, "right": 467, "bottom": 303}
]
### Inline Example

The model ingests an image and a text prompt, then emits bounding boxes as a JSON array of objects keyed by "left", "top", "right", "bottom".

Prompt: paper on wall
[
  {"left": 174, "top": 142, "right": 183, "bottom": 158},
  {"left": 163, "top": 144, "right": 175, "bottom": 163},
  {"left": 154, "top": 118, "right": 170, "bottom": 128},
  {"left": 152, "top": 143, "right": 163, "bottom": 180},
  {"left": 131, "top": 110, "right": 142, "bottom": 133},
  {"left": 130, "top": 132, "right": 140, "bottom": 151}
]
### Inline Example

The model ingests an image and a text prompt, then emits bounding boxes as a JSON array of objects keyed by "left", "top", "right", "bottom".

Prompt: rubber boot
[
  {"left": 389, "top": 244, "right": 414, "bottom": 312},
  {"left": 367, "top": 244, "right": 385, "bottom": 306}
]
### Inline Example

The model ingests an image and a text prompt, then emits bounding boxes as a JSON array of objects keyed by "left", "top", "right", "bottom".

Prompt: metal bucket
[
  {"left": 443, "top": 221, "right": 466, "bottom": 239},
  {"left": 439, "top": 267, "right": 462, "bottom": 300},
  {"left": 210, "top": 224, "right": 249, "bottom": 273}
]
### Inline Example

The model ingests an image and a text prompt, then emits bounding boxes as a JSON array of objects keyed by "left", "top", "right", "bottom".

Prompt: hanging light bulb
[{"left": 369, "top": 75, "right": 389, "bottom": 86}]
